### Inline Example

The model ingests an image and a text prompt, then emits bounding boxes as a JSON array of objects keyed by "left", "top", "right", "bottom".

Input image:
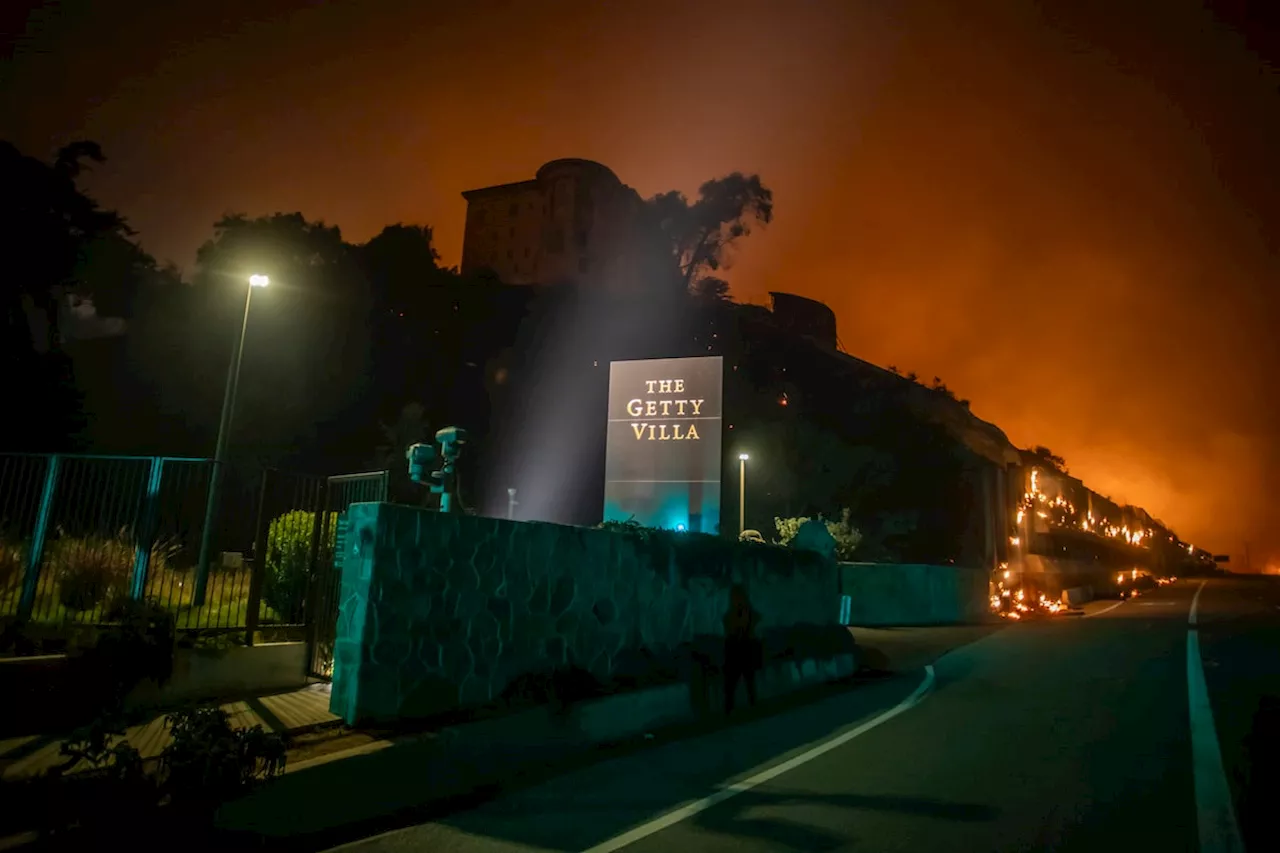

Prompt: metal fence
[
  {"left": 0, "top": 454, "right": 231, "bottom": 629},
  {"left": 0, "top": 454, "right": 387, "bottom": 656},
  {"left": 306, "top": 471, "right": 389, "bottom": 678}
]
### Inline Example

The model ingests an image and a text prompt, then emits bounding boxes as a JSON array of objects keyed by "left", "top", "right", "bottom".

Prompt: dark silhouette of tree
[
  {"left": 1029, "top": 445, "right": 1068, "bottom": 473},
  {"left": 1, "top": 140, "right": 134, "bottom": 353},
  {"left": 375, "top": 402, "right": 432, "bottom": 503},
  {"left": 147, "top": 212, "right": 377, "bottom": 467},
  {"left": 692, "top": 276, "right": 732, "bottom": 302},
  {"left": 0, "top": 140, "right": 149, "bottom": 450},
  {"left": 644, "top": 172, "right": 773, "bottom": 297},
  {"left": 357, "top": 224, "right": 449, "bottom": 316}
]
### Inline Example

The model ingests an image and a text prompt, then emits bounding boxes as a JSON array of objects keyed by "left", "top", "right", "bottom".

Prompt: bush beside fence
[{"left": 0, "top": 453, "right": 387, "bottom": 656}]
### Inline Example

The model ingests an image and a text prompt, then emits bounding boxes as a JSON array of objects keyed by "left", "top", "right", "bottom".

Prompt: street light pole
[
  {"left": 738, "top": 453, "right": 749, "bottom": 536},
  {"left": 194, "top": 274, "right": 268, "bottom": 604}
]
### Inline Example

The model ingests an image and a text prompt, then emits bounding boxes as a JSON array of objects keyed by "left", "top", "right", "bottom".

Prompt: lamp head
[
  {"left": 738, "top": 453, "right": 750, "bottom": 461},
  {"left": 249, "top": 274, "right": 269, "bottom": 288}
]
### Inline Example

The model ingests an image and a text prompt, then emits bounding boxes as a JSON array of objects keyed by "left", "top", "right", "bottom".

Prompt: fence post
[
  {"left": 243, "top": 469, "right": 272, "bottom": 646},
  {"left": 18, "top": 455, "right": 61, "bottom": 619},
  {"left": 130, "top": 457, "right": 165, "bottom": 600},
  {"left": 192, "top": 459, "right": 223, "bottom": 606},
  {"left": 303, "top": 485, "right": 328, "bottom": 630}
]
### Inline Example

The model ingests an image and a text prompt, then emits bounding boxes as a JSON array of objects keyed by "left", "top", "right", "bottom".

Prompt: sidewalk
[
  {"left": 0, "top": 683, "right": 341, "bottom": 782},
  {"left": 848, "top": 622, "right": 1004, "bottom": 673},
  {"left": 3, "top": 623, "right": 1003, "bottom": 849},
  {"left": 213, "top": 625, "right": 1003, "bottom": 848}
]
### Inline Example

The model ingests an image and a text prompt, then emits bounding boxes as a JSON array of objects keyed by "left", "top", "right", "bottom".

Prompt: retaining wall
[
  {"left": 330, "top": 502, "right": 842, "bottom": 725},
  {"left": 838, "top": 562, "right": 990, "bottom": 626}
]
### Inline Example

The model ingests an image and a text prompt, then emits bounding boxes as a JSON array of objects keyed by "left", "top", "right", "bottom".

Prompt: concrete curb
[{"left": 284, "top": 651, "right": 859, "bottom": 780}]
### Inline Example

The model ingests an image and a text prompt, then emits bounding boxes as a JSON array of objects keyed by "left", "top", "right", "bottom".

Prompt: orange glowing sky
[{"left": 4, "top": 0, "right": 1277, "bottom": 567}]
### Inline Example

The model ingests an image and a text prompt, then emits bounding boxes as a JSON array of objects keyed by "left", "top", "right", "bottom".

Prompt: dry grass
[{"left": 0, "top": 530, "right": 287, "bottom": 631}]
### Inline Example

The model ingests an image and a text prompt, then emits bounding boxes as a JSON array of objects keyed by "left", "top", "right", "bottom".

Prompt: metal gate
[{"left": 305, "top": 470, "right": 388, "bottom": 679}]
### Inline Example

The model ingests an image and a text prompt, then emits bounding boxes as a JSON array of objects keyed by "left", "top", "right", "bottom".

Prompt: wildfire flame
[{"left": 991, "top": 580, "right": 1067, "bottom": 619}]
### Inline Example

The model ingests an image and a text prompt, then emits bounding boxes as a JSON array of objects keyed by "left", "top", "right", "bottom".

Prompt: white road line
[
  {"left": 1084, "top": 600, "right": 1126, "bottom": 618},
  {"left": 1190, "top": 580, "right": 1206, "bottom": 626},
  {"left": 582, "top": 666, "right": 937, "bottom": 853},
  {"left": 1187, "top": 629, "right": 1244, "bottom": 853}
]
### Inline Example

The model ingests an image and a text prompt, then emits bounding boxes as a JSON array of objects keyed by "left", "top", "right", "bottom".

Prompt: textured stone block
[{"left": 331, "top": 502, "right": 840, "bottom": 725}]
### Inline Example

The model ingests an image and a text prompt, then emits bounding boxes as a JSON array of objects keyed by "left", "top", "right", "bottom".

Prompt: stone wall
[
  {"left": 837, "top": 562, "right": 990, "bottom": 626},
  {"left": 330, "top": 502, "right": 839, "bottom": 724}
]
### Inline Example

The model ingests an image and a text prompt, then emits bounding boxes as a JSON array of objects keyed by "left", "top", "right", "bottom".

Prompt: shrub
[
  {"left": 263, "top": 510, "right": 336, "bottom": 621},
  {"left": 0, "top": 533, "right": 24, "bottom": 591},
  {"left": 499, "top": 664, "right": 603, "bottom": 711},
  {"left": 36, "top": 718, "right": 155, "bottom": 834},
  {"left": 29, "top": 706, "right": 286, "bottom": 838},
  {"left": 69, "top": 600, "right": 177, "bottom": 716},
  {"left": 160, "top": 707, "right": 287, "bottom": 810},
  {"left": 49, "top": 532, "right": 133, "bottom": 611},
  {"left": 43, "top": 529, "right": 182, "bottom": 613},
  {"left": 774, "top": 508, "right": 862, "bottom": 562}
]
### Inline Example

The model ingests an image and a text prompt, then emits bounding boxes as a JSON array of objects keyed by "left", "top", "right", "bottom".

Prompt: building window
[
  {"left": 507, "top": 249, "right": 514, "bottom": 260},
  {"left": 509, "top": 202, "right": 519, "bottom": 216},
  {"left": 578, "top": 257, "right": 590, "bottom": 274},
  {"left": 523, "top": 247, "right": 530, "bottom": 258},
  {"left": 509, "top": 226, "right": 515, "bottom": 237}
]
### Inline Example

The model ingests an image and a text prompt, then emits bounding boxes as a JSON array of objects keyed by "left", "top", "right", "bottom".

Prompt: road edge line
[
  {"left": 1186, "top": 579, "right": 1244, "bottom": 853},
  {"left": 1084, "top": 600, "right": 1125, "bottom": 618},
  {"left": 1190, "top": 579, "right": 1205, "bottom": 626},
  {"left": 581, "top": 665, "right": 937, "bottom": 853}
]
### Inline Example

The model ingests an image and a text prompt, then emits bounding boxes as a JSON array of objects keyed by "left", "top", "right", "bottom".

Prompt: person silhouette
[{"left": 723, "top": 583, "right": 762, "bottom": 713}]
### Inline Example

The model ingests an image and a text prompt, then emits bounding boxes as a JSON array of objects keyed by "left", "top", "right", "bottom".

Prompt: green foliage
[
  {"left": 0, "top": 532, "right": 24, "bottom": 591},
  {"left": 773, "top": 515, "right": 809, "bottom": 547},
  {"left": 826, "top": 509, "right": 864, "bottom": 562},
  {"left": 598, "top": 517, "right": 647, "bottom": 535},
  {"left": 264, "top": 510, "right": 335, "bottom": 620},
  {"left": 774, "top": 509, "right": 863, "bottom": 562},
  {"left": 160, "top": 707, "right": 287, "bottom": 808}
]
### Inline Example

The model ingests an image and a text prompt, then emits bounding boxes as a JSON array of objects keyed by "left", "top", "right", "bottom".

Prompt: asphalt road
[{"left": 332, "top": 576, "right": 1279, "bottom": 853}]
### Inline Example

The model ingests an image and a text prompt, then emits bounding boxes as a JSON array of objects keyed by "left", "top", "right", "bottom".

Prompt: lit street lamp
[
  {"left": 194, "top": 273, "right": 269, "bottom": 604},
  {"left": 738, "top": 453, "right": 749, "bottom": 536}
]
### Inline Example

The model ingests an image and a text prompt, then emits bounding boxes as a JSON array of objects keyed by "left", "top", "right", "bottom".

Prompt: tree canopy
[
  {"left": 1029, "top": 445, "right": 1068, "bottom": 474},
  {"left": 0, "top": 140, "right": 148, "bottom": 351},
  {"left": 644, "top": 172, "right": 773, "bottom": 299},
  {"left": 0, "top": 139, "right": 166, "bottom": 450}
]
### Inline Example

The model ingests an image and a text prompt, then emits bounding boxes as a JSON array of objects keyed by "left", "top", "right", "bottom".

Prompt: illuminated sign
[{"left": 603, "top": 356, "right": 723, "bottom": 533}]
